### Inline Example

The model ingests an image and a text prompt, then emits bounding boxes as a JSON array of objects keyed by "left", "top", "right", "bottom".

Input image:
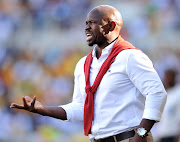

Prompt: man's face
[{"left": 85, "top": 11, "right": 107, "bottom": 47}]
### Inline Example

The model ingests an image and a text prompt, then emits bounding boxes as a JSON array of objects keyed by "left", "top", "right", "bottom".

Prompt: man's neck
[{"left": 96, "top": 37, "right": 118, "bottom": 59}]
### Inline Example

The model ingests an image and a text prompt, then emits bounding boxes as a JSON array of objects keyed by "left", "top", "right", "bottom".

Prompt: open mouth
[{"left": 86, "top": 32, "right": 93, "bottom": 41}]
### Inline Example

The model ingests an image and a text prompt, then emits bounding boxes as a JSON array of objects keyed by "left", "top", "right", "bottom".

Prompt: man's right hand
[
  {"left": 10, "top": 96, "right": 43, "bottom": 113},
  {"left": 10, "top": 96, "right": 67, "bottom": 120}
]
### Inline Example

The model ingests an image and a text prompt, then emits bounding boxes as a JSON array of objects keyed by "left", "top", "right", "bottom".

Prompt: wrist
[{"left": 35, "top": 106, "right": 46, "bottom": 115}]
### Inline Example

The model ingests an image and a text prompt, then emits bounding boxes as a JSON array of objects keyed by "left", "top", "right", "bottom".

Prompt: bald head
[
  {"left": 85, "top": 5, "right": 123, "bottom": 48},
  {"left": 89, "top": 5, "right": 123, "bottom": 33}
]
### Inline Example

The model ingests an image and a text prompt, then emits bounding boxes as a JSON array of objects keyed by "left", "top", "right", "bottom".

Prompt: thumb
[{"left": 24, "top": 96, "right": 33, "bottom": 102}]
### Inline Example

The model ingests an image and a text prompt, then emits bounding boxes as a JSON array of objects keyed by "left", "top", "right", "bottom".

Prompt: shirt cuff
[
  {"left": 59, "top": 103, "right": 84, "bottom": 122},
  {"left": 142, "top": 108, "right": 162, "bottom": 122},
  {"left": 59, "top": 104, "right": 73, "bottom": 121}
]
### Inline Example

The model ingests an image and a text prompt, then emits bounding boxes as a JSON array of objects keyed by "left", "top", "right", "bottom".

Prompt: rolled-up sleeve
[{"left": 127, "top": 50, "right": 167, "bottom": 121}]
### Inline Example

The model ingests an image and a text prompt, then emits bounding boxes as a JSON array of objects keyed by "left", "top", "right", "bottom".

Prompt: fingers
[
  {"left": 10, "top": 103, "right": 25, "bottom": 109},
  {"left": 31, "top": 96, "right": 36, "bottom": 107},
  {"left": 22, "top": 96, "right": 28, "bottom": 108},
  {"left": 25, "top": 96, "right": 33, "bottom": 102},
  {"left": 10, "top": 95, "right": 37, "bottom": 111}
]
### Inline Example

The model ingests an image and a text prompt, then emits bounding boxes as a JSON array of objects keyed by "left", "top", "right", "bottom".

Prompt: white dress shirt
[{"left": 61, "top": 40, "right": 167, "bottom": 139}]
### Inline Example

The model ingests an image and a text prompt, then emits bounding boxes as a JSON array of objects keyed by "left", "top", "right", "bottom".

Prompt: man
[{"left": 10, "top": 5, "right": 167, "bottom": 142}]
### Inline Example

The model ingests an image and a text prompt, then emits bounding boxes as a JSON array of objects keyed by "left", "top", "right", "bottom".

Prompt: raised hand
[
  {"left": 10, "top": 96, "right": 43, "bottom": 113},
  {"left": 10, "top": 96, "right": 67, "bottom": 120}
]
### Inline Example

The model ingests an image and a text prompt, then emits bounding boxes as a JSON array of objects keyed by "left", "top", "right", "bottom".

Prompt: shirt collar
[{"left": 92, "top": 39, "right": 117, "bottom": 58}]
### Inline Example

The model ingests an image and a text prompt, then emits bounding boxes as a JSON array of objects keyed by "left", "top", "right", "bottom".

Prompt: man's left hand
[{"left": 131, "top": 134, "right": 147, "bottom": 142}]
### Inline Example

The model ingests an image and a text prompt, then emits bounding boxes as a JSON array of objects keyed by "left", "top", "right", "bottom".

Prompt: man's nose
[{"left": 85, "top": 24, "right": 91, "bottom": 31}]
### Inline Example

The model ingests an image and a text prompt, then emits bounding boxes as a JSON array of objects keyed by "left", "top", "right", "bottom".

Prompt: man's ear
[{"left": 108, "top": 21, "right": 116, "bottom": 31}]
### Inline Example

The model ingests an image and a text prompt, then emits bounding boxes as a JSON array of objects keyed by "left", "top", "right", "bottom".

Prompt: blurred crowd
[{"left": 0, "top": 0, "right": 180, "bottom": 142}]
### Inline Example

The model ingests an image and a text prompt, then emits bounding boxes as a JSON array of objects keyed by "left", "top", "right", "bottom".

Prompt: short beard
[
  {"left": 88, "top": 39, "right": 96, "bottom": 47},
  {"left": 88, "top": 42, "right": 95, "bottom": 47}
]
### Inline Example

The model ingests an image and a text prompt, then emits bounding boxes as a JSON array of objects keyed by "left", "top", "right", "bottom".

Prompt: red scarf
[{"left": 83, "top": 36, "right": 136, "bottom": 136}]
